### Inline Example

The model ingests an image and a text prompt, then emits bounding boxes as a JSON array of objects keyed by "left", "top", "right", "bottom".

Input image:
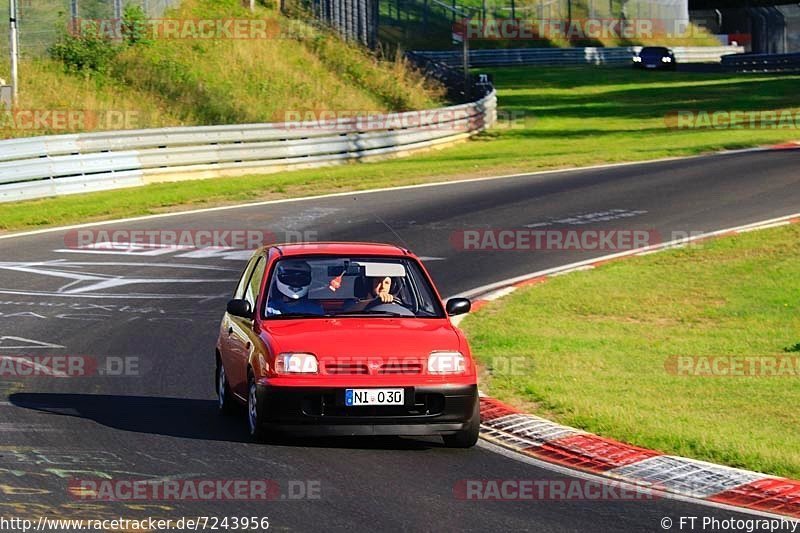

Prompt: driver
[
  {"left": 266, "top": 260, "right": 324, "bottom": 317},
  {"left": 345, "top": 276, "right": 399, "bottom": 312},
  {"left": 370, "top": 276, "right": 395, "bottom": 304}
]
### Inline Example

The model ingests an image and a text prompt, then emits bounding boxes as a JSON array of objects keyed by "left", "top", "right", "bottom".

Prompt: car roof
[{"left": 261, "top": 242, "right": 412, "bottom": 258}]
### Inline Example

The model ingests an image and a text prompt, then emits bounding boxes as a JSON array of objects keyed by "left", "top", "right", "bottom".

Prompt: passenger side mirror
[
  {"left": 227, "top": 299, "right": 252, "bottom": 319},
  {"left": 446, "top": 298, "right": 471, "bottom": 317}
]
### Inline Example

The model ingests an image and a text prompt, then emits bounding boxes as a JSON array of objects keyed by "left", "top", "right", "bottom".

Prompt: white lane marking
[
  {"left": 0, "top": 151, "right": 762, "bottom": 242},
  {"left": 526, "top": 209, "right": 648, "bottom": 227},
  {"left": 0, "top": 260, "right": 238, "bottom": 298},
  {"left": 482, "top": 286, "right": 517, "bottom": 301},
  {"left": 477, "top": 440, "right": 800, "bottom": 522},
  {"left": 735, "top": 220, "right": 791, "bottom": 233},
  {"left": 0, "top": 336, "right": 64, "bottom": 350},
  {"left": 54, "top": 244, "right": 255, "bottom": 261},
  {"left": 452, "top": 212, "right": 800, "bottom": 300}
]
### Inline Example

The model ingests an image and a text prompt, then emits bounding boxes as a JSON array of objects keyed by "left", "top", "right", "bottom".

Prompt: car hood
[{"left": 263, "top": 318, "right": 461, "bottom": 360}]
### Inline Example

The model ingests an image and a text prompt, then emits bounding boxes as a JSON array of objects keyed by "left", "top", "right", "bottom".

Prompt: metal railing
[
  {"left": 411, "top": 45, "right": 744, "bottom": 67},
  {"left": 0, "top": 90, "right": 497, "bottom": 203},
  {"left": 721, "top": 52, "right": 800, "bottom": 72}
]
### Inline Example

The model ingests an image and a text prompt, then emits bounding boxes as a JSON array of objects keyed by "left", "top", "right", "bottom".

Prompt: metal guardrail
[
  {"left": 0, "top": 91, "right": 497, "bottom": 203},
  {"left": 721, "top": 52, "right": 800, "bottom": 72},
  {"left": 411, "top": 46, "right": 744, "bottom": 67}
]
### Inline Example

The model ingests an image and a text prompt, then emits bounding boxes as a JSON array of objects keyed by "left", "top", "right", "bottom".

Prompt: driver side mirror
[
  {"left": 227, "top": 299, "right": 252, "bottom": 319},
  {"left": 446, "top": 298, "right": 471, "bottom": 317}
]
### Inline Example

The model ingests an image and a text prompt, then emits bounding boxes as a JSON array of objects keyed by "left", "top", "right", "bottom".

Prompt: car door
[
  {"left": 223, "top": 255, "right": 258, "bottom": 398},
  {"left": 228, "top": 255, "right": 266, "bottom": 397}
]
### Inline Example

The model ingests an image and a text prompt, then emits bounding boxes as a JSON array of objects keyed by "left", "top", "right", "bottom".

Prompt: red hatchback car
[{"left": 215, "top": 242, "right": 480, "bottom": 447}]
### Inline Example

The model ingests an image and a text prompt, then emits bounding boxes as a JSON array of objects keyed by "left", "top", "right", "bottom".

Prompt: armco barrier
[
  {"left": 721, "top": 52, "right": 800, "bottom": 72},
  {"left": 411, "top": 46, "right": 744, "bottom": 67},
  {"left": 0, "top": 90, "right": 496, "bottom": 203}
]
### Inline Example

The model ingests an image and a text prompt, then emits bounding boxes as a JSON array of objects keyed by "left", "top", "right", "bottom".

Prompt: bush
[
  {"left": 48, "top": 21, "right": 118, "bottom": 75},
  {"left": 121, "top": 4, "right": 153, "bottom": 47}
]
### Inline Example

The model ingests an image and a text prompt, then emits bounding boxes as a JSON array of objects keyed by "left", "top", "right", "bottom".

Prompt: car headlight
[
  {"left": 632, "top": 56, "right": 642, "bottom": 62},
  {"left": 428, "top": 351, "right": 466, "bottom": 374},
  {"left": 276, "top": 352, "right": 319, "bottom": 374},
  {"left": 661, "top": 57, "right": 672, "bottom": 63}
]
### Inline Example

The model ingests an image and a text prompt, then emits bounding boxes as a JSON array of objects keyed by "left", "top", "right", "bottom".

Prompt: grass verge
[
  {"left": 2, "top": 66, "right": 800, "bottom": 231},
  {"left": 0, "top": 0, "right": 443, "bottom": 137},
  {"left": 460, "top": 223, "right": 800, "bottom": 479}
]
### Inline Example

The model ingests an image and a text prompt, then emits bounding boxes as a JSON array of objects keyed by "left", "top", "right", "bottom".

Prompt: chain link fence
[
  {"left": 375, "top": 0, "right": 689, "bottom": 49},
  {"left": 0, "top": 0, "right": 179, "bottom": 59}
]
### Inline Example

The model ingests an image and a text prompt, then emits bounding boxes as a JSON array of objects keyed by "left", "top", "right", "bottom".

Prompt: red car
[{"left": 215, "top": 242, "right": 479, "bottom": 447}]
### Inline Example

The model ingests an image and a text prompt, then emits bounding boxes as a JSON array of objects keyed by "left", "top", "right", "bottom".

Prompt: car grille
[
  {"left": 378, "top": 363, "right": 422, "bottom": 374},
  {"left": 323, "top": 362, "right": 423, "bottom": 375},
  {"left": 325, "top": 363, "right": 369, "bottom": 375}
]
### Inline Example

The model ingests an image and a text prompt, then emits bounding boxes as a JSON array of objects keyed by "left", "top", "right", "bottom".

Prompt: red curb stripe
[
  {"left": 511, "top": 276, "right": 549, "bottom": 289},
  {"left": 590, "top": 257, "right": 625, "bottom": 269},
  {"left": 709, "top": 478, "right": 800, "bottom": 519},
  {"left": 525, "top": 434, "right": 662, "bottom": 473},
  {"left": 479, "top": 397, "right": 520, "bottom": 422},
  {"left": 470, "top": 300, "right": 490, "bottom": 312},
  {"left": 770, "top": 143, "right": 800, "bottom": 150}
]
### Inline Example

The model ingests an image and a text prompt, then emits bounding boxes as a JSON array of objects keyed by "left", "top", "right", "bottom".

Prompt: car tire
[
  {"left": 247, "top": 373, "right": 269, "bottom": 442},
  {"left": 442, "top": 397, "right": 480, "bottom": 448},
  {"left": 217, "top": 359, "right": 235, "bottom": 415}
]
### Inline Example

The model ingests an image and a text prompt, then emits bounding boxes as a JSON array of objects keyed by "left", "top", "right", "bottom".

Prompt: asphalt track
[{"left": 0, "top": 148, "right": 799, "bottom": 532}]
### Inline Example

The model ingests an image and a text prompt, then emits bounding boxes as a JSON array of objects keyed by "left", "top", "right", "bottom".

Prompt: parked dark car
[{"left": 633, "top": 47, "right": 676, "bottom": 70}]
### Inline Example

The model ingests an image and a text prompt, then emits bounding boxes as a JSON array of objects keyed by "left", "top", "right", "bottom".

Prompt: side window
[
  {"left": 408, "top": 262, "right": 440, "bottom": 316},
  {"left": 234, "top": 256, "right": 258, "bottom": 299},
  {"left": 243, "top": 257, "right": 266, "bottom": 311}
]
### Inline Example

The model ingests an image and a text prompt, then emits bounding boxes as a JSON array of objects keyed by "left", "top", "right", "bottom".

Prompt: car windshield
[
  {"left": 263, "top": 256, "right": 444, "bottom": 319},
  {"left": 640, "top": 47, "right": 669, "bottom": 55}
]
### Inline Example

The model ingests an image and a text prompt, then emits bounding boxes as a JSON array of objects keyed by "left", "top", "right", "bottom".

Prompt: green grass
[
  {"left": 460, "top": 224, "right": 800, "bottom": 479},
  {"left": 0, "top": 0, "right": 443, "bottom": 138},
  {"left": 2, "top": 66, "right": 800, "bottom": 231}
]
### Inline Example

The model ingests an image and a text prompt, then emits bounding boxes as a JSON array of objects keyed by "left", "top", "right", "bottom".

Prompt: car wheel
[
  {"left": 443, "top": 397, "right": 480, "bottom": 448},
  {"left": 247, "top": 374, "right": 268, "bottom": 441},
  {"left": 217, "top": 360, "right": 235, "bottom": 415}
]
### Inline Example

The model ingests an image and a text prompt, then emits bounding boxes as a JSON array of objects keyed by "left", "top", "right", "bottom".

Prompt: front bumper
[{"left": 255, "top": 383, "right": 478, "bottom": 437}]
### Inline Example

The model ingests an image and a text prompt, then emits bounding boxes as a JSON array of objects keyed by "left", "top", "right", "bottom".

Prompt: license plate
[
  {"left": 646, "top": 64, "right": 657, "bottom": 69},
  {"left": 345, "top": 388, "right": 404, "bottom": 406}
]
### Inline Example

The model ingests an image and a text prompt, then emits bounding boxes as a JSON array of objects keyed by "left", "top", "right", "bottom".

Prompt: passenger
[{"left": 266, "top": 260, "right": 324, "bottom": 317}]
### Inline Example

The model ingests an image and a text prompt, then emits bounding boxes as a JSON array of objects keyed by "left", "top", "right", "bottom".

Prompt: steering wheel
[{"left": 366, "top": 301, "right": 415, "bottom": 317}]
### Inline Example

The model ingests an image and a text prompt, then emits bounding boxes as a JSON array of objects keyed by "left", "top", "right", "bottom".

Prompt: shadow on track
[{"left": 8, "top": 393, "right": 446, "bottom": 451}]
